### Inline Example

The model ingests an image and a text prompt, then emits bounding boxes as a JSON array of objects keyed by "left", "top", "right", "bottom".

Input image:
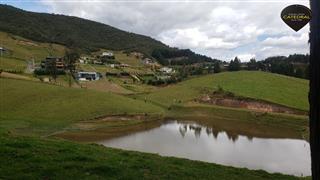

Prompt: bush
[{"left": 34, "top": 69, "right": 65, "bottom": 75}]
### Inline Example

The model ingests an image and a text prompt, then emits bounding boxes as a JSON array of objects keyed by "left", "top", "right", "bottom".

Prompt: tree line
[
  {"left": 221, "top": 54, "right": 309, "bottom": 79},
  {"left": 151, "top": 48, "right": 219, "bottom": 65}
]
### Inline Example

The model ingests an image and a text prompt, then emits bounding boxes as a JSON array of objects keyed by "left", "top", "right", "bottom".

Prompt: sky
[{"left": 0, "top": 0, "right": 311, "bottom": 62}]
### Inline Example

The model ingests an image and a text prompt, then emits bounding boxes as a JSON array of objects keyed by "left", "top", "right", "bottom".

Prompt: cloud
[
  {"left": 237, "top": 54, "right": 256, "bottom": 62},
  {"left": 37, "top": 0, "right": 310, "bottom": 61},
  {"left": 262, "top": 33, "right": 308, "bottom": 48}
]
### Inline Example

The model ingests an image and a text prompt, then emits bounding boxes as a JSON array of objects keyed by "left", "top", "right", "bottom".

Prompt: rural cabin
[
  {"left": 77, "top": 71, "right": 101, "bottom": 81},
  {"left": 93, "top": 60, "right": 104, "bottom": 65},
  {"left": 130, "top": 52, "right": 144, "bottom": 59},
  {"left": 79, "top": 56, "right": 92, "bottom": 64},
  {"left": 102, "top": 52, "right": 114, "bottom": 58},
  {"left": 159, "top": 67, "right": 174, "bottom": 74},
  {"left": 142, "top": 58, "right": 153, "bottom": 65},
  {"left": 41, "top": 57, "right": 65, "bottom": 70}
]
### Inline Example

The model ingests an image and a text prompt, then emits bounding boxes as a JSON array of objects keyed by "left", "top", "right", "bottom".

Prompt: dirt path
[{"left": 0, "top": 72, "right": 37, "bottom": 81}]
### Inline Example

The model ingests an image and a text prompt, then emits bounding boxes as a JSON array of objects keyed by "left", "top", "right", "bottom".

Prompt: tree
[
  {"left": 309, "top": 0, "right": 320, "bottom": 179},
  {"left": 47, "top": 59, "right": 57, "bottom": 81},
  {"left": 229, "top": 57, "right": 241, "bottom": 71},
  {"left": 247, "top": 58, "right": 258, "bottom": 70},
  {"left": 213, "top": 61, "right": 221, "bottom": 73},
  {"left": 64, "top": 49, "right": 80, "bottom": 87},
  {"left": 64, "top": 50, "right": 79, "bottom": 72},
  {"left": 295, "top": 68, "right": 304, "bottom": 78}
]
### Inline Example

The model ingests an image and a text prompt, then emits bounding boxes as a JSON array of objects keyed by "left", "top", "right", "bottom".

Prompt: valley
[{"left": 0, "top": 4, "right": 312, "bottom": 180}]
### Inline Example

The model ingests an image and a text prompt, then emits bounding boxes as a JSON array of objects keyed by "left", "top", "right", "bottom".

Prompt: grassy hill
[
  {"left": 0, "top": 4, "right": 169, "bottom": 55},
  {"left": 0, "top": 31, "right": 66, "bottom": 71},
  {"left": 0, "top": 5, "right": 218, "bottom": 64},
  {"left": 0, "top": 74, "right": 309, "bottom": 179},
  {"left": 0, "top": 133, "right": 304, "bottom": 180},
  {"left": 0, "top": 78, "right": 164, "bottom": 135},
  {"left": 142, "top": 71, "right": 309, "bottom": 111}
]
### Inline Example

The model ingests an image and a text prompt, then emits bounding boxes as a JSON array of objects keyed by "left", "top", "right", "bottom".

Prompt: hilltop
[
  {"left": 0, "top": 5, "right": 168, "bottom": 55},
  {"left": 0, "top": 4, "right": 220, "bottom": 64}
]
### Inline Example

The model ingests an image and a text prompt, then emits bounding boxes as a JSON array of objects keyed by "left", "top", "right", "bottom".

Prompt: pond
[{"left": 97, "top": 120, "right": 311, "bottom": 176}]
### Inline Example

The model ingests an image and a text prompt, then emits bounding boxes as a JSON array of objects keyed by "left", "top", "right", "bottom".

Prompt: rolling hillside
[
  {"left": 0, "top": 4, "right": 169, "bottom": 55},
  {"left": 0, "top": 4, "right": 218, "bottom": 64},
  {"left": 0, "top": 31, "right": 66, "bottom": 71},
  {"left": 0, "top": 78, "right": 164, "bottom": 135},
  {"left": 142, "top": 71, "right": 309, "bottom": 111}
]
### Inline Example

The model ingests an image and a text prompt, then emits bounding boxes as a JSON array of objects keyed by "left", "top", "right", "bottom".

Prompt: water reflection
[
  {"left": 98, "top": 120, "right": 311, "bottom": 176},
  {"left": 178, "top": 122, "right": 241, "bottom": 142}
]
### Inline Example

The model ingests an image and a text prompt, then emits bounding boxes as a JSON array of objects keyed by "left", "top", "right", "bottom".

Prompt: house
[
  {"left": 120, "top": 63, "right": 130, "bottom": 67},
  {"left": 142, "top": 58, "right": 153, "bottom": 65},
  {"left": 41, "top": 57, "right": 65, "bottom": 70},
  {"left": 130, "top": 52, "right": 144, "bottom": 59},
  {"left": 102, "top": 52, "right": 114, "bottom": 58},
  {"left": 110, "top": 64, "right": 121, "bottom": 68},
  {"left": 79, "top": 59, "right": 85, "bottom": 64},
  {"left": 159, "top": 67, "right": 174, "bottom": 74},
  {"left": 77, "top": 71, "right": 101, "bottom": 81},
  {"left": 93, "top": 60, "right": 104, "bottom": 65},
  {"left": 79, "top": 56, "right": 92, "bottom": 64}
]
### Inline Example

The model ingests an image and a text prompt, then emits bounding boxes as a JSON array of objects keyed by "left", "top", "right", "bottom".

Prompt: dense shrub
[{"left": 34, "top": 69, "right": 65, "bottom": 75}]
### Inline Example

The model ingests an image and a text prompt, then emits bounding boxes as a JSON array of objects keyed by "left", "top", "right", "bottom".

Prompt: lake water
[{"left": 98, "top": 120, "right": 311, "bottom": 176}]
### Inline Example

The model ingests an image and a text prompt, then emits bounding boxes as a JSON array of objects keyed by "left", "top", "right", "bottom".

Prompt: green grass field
[
  {"left": 0, "top": 31, "right": 66, "bottom": 71},
  {"left": 142, "top": 71, "right": 309, "bottom": 111},
  {"left": 0, "top": 78, "right": 164, "bottom": 135},
  {"left": 0, "top": 133, "right": 307, "bottom": 180},
  {"left": 0, "top": 72, "right": 310, "bottom": 179},
  {"left": 0, "top": 56, "right": 27, "bottom": 72},
  {"left": 0, "top": 32, "right": 66, "bottom": 62}
]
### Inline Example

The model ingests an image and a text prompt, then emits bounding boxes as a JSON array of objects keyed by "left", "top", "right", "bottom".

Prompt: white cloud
[
  {"left": 238, "top": 54, "right": 256, "bottom": 62},
  {"left": 39, "top": 0, "right": 310, "bottom": 61},
  {"left": 262, "top": 33, "right": 309, "bottom": 48}
]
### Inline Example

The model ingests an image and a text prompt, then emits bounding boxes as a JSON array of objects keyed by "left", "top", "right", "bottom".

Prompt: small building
[
  {"left": 79, "top": 56, "right": 91, "bottom": 64},
  {"left": 142, "top": 58, "right": 153, "bottom": 64},
  {"left": 79, "top": 59, "right": 85, "bottom": 64},
  {"left": 120, "top": 63, "right": 130, "bottom": 67},
  {"left": 110, "top": 64, "right": 120, "bottom": 68},
  {"left": 159, "top": 67, "right": 174, "bottom": 74},
  {"left": 102, "top": 52, "right": 114, "bottom": 57},
  {"left": 41, "top": 57, "right": 65, "bottom": 70},
  {"left": 130, "top": 52, "right": 144, "bottom": 59},
  {"left": 77, "top": 71, "right": 100, "bottom": 81},
  {"left": 0, "top": 47, "right": 5, "bottom": 52},
  {"left": 93, "top": 60, "right": 104, "bottom": 65}
]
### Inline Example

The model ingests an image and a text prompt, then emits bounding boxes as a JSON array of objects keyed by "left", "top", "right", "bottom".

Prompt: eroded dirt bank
[
  {"left": 53, "top": 114, "right": 163, "bottom": 142},
  {"left": 196, "top": 92, "right": 307, "bottom": 115}
]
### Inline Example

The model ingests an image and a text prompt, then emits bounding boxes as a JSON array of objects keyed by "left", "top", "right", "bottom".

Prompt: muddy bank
[
  {"left": 53, "top": 114, "right": 163, "bottom": 142},
  {"left": 197, "top": 93, "right": 307, "bottom": 116}
]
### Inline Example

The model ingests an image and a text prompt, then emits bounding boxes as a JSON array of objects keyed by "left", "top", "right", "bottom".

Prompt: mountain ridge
[{"left": 0, "top": 4, "right": 170, "bottom": 55}]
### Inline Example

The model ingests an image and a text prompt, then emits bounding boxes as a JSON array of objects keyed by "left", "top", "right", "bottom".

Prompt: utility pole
[{"left": 309, "top": 0, "right": 320, "bottom": 179}]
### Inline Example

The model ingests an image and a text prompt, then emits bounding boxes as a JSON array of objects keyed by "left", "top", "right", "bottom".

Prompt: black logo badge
[{"left": 281, "top": 4, "right": 311, "bottom": 32}]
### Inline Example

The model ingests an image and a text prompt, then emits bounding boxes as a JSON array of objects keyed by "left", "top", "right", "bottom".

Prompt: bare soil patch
[
  {"left": 53, "top": 114, "right": 163, "bottom": 142},
  {"left": 196, "top": 91, "right": 307, "bottom": 116}
]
